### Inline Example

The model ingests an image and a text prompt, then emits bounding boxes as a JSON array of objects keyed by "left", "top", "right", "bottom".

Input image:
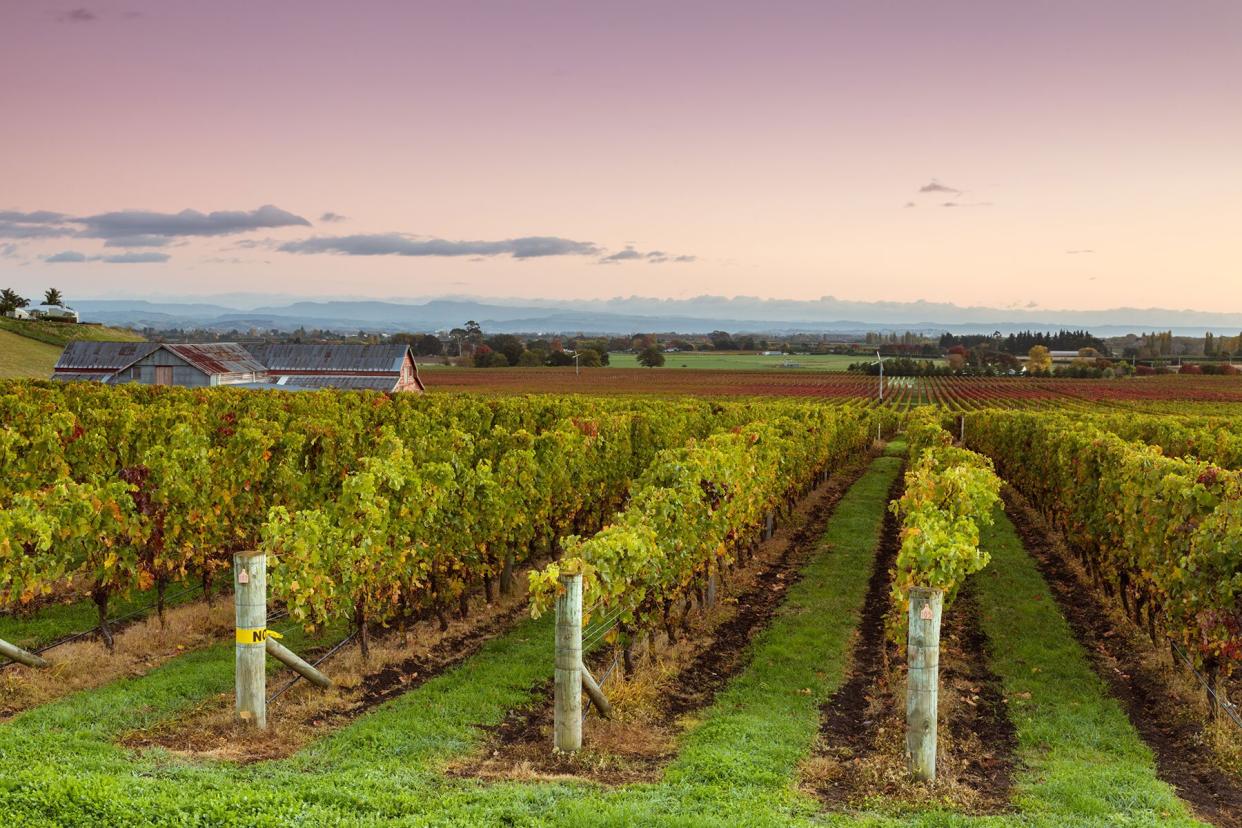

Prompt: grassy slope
[
  {"left": 0, "top": 317, "right": 145, "bottom": 346},
  {"left": 0, "top": 328, "right": 61, "bottom": 379},
  {"left": 0, "top": 318, "right": 144, "bottom": 379}
]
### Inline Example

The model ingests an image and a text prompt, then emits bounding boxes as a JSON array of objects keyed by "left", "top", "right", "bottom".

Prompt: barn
[
  {"left": 112, "top": 343, "right": 267, "bottom": 386},
  {"left": 245, "top": 343, "right": 424, "bottom": 392},
  {"left": 52, "top": 341, "right": 425, "bottom": 392}
]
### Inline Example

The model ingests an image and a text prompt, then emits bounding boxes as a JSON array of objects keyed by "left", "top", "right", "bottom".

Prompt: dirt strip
[
  {"left": 805, "top": 472, "right": 1017, "bottom": 814},
  {"left": 452, "top": 453, "right": 877, "bottom": 785},
  {"left": 1005, "top": 489, "right": 1242, "bottom": 828}
]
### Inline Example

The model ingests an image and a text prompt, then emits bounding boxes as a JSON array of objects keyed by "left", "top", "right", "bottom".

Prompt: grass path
[{"left": 970, "top": 506, "right": 1203, "bottom": 827}]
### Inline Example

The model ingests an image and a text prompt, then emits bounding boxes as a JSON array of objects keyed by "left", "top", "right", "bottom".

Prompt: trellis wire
[
  {"left": 582, "top": 605, "right": 623, "bottom": 651},
  {"left": 1169, "top": 639, "right": 1242, "bottom": 731},
  {"left": 1, "top": 582, "right": 206, "bottom": 665}
]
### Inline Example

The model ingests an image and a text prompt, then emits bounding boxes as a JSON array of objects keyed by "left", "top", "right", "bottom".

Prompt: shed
[
  {"left": 112, "top": 343, "right": 267, "bottom": 387},
  {"left": 245, "top": 343, "right": 424, "bottom": 392},
  {"left": 52, "top": 341, "right": 159, "bottom": 382}
]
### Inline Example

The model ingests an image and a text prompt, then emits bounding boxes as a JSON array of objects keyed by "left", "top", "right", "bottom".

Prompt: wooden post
[
  {"left": 266, "top": 637, "right": 332, "bottom": 690},
  {"left": 960, "top": 415, "right": 966, "bottom": 443},
  {"left": 553, "top": 571, "right": 583, "bottom": 752},
  {"left": 764, "top": 511, "right": 775, "bottom": 541},
  {"left": 706, "top": 567, "right": 718, "bottom": 608},
  {"left": 580, "top": 662, "right": 612, "bottom": 719},
  {"left": 0, "top": 638, "right": 49, "bottom": 668},
  {"left": 234, "top": 550, "right": 267, "bottom": 729},
  {"left": 906, "top": 586, "right": 943, "bottom": 781}
]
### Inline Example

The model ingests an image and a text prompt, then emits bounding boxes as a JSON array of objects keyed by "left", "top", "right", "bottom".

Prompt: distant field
[
  {"left": 426, "top": 366, "right": 1242, "bottom": 405},
  {"left": 0, "top": 328, "right": 61, "bottom": 378},
  {"left": 604, "top": 352, "right": 914, "bottom": 371}
]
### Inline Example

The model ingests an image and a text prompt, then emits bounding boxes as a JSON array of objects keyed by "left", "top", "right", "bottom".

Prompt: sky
[{"left": 1, "top": 1, "right": 1239, "bottom": 313}]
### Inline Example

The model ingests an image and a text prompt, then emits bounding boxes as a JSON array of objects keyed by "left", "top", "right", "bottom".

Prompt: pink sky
[{"left": 1, "top": 1, "right": 1239, "bottom": 311}]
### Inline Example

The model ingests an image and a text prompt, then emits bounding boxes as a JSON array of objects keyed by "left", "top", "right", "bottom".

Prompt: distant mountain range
[{"left": 68, "top": 295, "right": 1242, "bottom": 337}]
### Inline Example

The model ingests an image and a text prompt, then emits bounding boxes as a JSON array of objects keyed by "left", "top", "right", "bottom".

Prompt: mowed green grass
[{"left": 0, "top": 328, "right": 61, "bottom": 378}]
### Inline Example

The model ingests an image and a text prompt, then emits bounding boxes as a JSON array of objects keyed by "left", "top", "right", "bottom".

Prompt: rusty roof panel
[
  {"left": 245, "top": 343, "right": 410, "bottom": 373},
  {"left": 54, "top": 341, "right": 157, "bottom": 370},
  {"left": 164, "top": 343, "right": 267, "bottom": 375}
]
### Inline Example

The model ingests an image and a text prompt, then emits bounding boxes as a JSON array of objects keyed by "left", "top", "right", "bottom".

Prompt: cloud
[
  {"left": 0, "top": 205, "right": 309, "bottom": 244},
  {"left": 599, "top": 246, "right": 695, "bottom": 265},
  {"left": 0, "top": 210, "right": 69, "bottom": 223},
  {"left": 44, "top": 249, "right": 170, "bottom": 263},
  {"left": 102, "top": 234, "right": 173, "bottom": 248},
  {"left": 279, "top": 233, "right": 601, "bottom": 259},
  {"left": 0, "top": 243, "right": 19, "bottom": 258},
  {"left": 100, "top": 251, "right": 170, "bottom": 263},
  {"left": 919, "top": 179, "right": 961, "bottom": 195},
  {"left": 904, "top": 201, "right": 917, "bottom": 208},
  {"left": 600, "top": 246, "right": 643, "bottom": 262},
  {"left": 58, "top": 8, "right": 97, "bottom": 23},
  {"left": 45, "top": 250, "right": 89, "bottom": 263},
  {"left": 319, "top": 212, "right": 347, "bottom": 223},
  {"left": 1066, "top": 249, "right": 1095, "bottom": 254},
  {"left": 673, "top": 255, "right": 697, "bottom": 263},
  {"left": 76, "top": 204, "right": 310, "bottom": 240},
  {"left": 0, "top": 211, "right": 75, "bottom": 239}
]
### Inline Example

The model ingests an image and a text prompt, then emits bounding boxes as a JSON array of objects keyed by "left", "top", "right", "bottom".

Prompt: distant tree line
[{"left": 938, "top": 329, "right": 1108, "bottom": 356}]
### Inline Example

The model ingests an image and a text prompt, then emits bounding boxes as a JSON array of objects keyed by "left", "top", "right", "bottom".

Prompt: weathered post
[
  {"left": 580, "top": 662, "right": 612, "bottom": 719},
  {"left": 906, "top": 586, "right": 943, "bottom": 781},
  {"left": 553, "top": 570, "right": 583, "bottom": 752},
  {"left": 266, "top": 636, "right": 332, "bottom": 690},
  {"left": 0, "top": 638, "right": 49, "bottom": 668},
  {"left": 960, "top": 415, "right": 966, "bottom": 444},
  {"left": 764, "top": 510, "right": 775, "bottom": 541},
  {"left": 234, "top": 550, "right": 267, "bottom": 729}
]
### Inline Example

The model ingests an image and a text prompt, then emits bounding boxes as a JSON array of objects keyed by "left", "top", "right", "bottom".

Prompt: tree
[
  {"left": 637, "top": 347, "right": 665, "bottom": 368},
  {"left": 0, "top": 288, "right": 29, "bottom": 314},
  {"left": 484, "top": 334, "right": 525, "bottom": 366},
  {"left": 1027, "top": 345, "right": 1053, "bottom": 374},
  {"left": 576, "top": 348, "right": 602, "bottom": 368},
  {"left": 414, "top": 334, "right": 443, "bottom": 356},
  {"left": 43, "top": 288, "right": 64, "bottom": 306}
]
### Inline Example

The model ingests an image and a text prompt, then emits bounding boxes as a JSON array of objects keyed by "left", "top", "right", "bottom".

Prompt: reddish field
[{"left": 425, "top": 367, "right": 1242, "bottom": 406}]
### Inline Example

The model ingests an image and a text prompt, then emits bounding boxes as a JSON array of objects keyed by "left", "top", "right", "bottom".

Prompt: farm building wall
[{"left": 115, "top": 349, "right": 260, "bottom": 387}]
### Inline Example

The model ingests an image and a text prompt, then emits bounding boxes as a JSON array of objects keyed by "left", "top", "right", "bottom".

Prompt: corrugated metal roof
[
  {"left": 52, "top": 371, "right": 117, "bottom": 383},
  {"left": 54, "top": 341, "right": 157, "bottom": 371},
  {"left": 163, "top": 344, "right": 267, "bottom": 375},
  {"left": 245, "top": 343, "right": 410, "bottom": 374},
  {"left": 277, "top": 375, "right": 400, "bottom": 391}
]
